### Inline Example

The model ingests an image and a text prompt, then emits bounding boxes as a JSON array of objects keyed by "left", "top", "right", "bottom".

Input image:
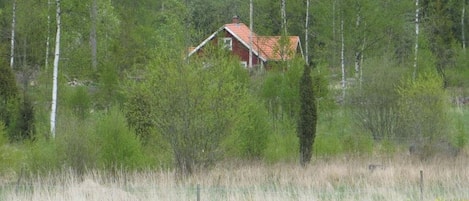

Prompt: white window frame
[
  {"left": 240, "top": 61, "right": 247, "bottom": 68},
  {"left": 219, "top": 37, "right": 233, "bottom": 51}
]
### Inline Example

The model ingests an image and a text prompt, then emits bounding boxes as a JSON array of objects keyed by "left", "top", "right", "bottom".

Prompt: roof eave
[
  {"left": 224, "top": 26, "right": 268, "bottom": 62},
  {"left": 187, "top": 26, "right": 225, "bottom": 57}
]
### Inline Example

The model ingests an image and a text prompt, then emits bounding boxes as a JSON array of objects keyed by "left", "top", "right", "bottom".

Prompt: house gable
[{"left": 188, "top": 18, "right": 303, "bottom": 67}]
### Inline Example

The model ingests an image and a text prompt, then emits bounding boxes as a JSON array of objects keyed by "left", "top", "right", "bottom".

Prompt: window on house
[
  {"left": 219, "top": 37, "right": 232, "bottom": 51},
  {"left": 240, "top": 61, "right": 247, "bottom": 68}
]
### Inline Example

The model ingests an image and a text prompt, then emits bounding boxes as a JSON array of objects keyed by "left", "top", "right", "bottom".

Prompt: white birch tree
[
  {"left": 50, "top": 0, "right": 61, "bottom": 138},
  {"left": 354, "top": 2, "right": 361, "bottom": 80},
  {"left": 413, "top": 0, "right": 420, "bottom": 80},
  {"left": 10, "top": 0, "right": 16, "bottom": 69},
  {"left": 45, "top": 0, "right": 51, "bottom": 71},
  {"left": 281, "top": 0, "right": 287, "bottom": 36},
  {"left": 341, "top": 18, "right": 346, "bottom": 100}
]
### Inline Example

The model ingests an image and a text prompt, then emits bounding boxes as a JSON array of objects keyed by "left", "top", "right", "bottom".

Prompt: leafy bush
[
  {"left": 397, "top": 72, "right": 450, "bottom": 159},
  {"left": 347, "top": 57, "right": 403, "bottom": 141},
  {"left": 342, "top": 132, "right": 374, "bottom": 157},
  {"left": 10, "top": 96, "right": 35, "bottom": 141},
  {"left": 26, "top": 139, "right": 60, "bottom": 174},
  {"left": 69, "top": 86, "right": 91, "bottom": 120},
  {"left": 224, "top": 96, "right": 271, "bottom": 159},
  {"left": 124, "top": 85, "right": 154, "bottom": 142},
  {"left": 95, "top": 107, "right": 145, "bottom": 171},
  {"left": 56, "top": 114, "right": 98, "bottom": 176},
  {"left": 0, "top": 122, "right": 26, "bottom": 174},
  {"left": 313, "top": 133, "right": 343, "bottom": 157},
  {"left": 263, "top": 119, "right": 298, "bottom": 163}
]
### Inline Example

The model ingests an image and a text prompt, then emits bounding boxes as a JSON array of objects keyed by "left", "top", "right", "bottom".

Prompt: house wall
[{"left": 221, "top": 30, "right": 262, "bottom": 67}]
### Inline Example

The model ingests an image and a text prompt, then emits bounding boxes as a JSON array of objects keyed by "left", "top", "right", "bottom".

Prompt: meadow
[{"left": 2, "top": 153, "right": 468, "bottom": 201}]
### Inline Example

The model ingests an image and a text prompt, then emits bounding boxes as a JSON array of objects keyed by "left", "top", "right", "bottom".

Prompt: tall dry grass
[{"left": 2, "top": 154, "right": 469, "bottom": 201}]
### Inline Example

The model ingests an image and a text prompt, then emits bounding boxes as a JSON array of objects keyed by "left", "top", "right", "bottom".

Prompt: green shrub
[
  {"left": 56, "top": 114, "right": 98, "bottom": 176},
  {"left": 69, "top": 86, "right": 91, "bottom": 120},
  {"left": 95, "top": 107, "right": 145, "bottom": 171},
  {"left": 347, "top": 57, "right": 403, "bottom": 141},
  {"left": 397, "top": 72, "right": 450, "bottom": 159},
  {"left": 342, "top": 132, "right": 374, "bottom": 157},
  {"left": 224, "top": 96, "right": 271, "bottom": 159},
  {"left": 10, "top": 96, "right": 35, "bottom": 141},
  {"left": 313, "top": 133, "right": 343, "bottom": 157},
  {"left": 263, "top": 119, "right": 298, "bottom": 163},
  {"left": 124, "top": 86, "right": 154, "bottom": 142},
  {"left": 26, "top": 138, "right": 60, "bottom": 174},
  {"left": 0, "top": 122, "right": 26, "bottom": 174}
]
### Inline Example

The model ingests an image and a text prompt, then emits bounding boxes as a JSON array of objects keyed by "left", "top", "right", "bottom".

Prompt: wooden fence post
[
  {"left": 420, "top": 170, "right": 423, "bottom": 201},
  {"left": 197, "top": 184, "right": 200, "bottom": 201}
]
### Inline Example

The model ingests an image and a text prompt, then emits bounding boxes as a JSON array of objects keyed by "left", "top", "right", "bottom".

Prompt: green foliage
[
  {"left": 56, "top": 114, "right": 98, "bottom": 176},
  {"left": 446, "top": 48, "right": 469, "bottom": 87},
  {"left": 452, "top": 111, "right": 468, "bottom": 150},
  {"left": 68, "top": 86, "right": 91, "bottom": 120},
  {"left": 397, "top": 72, "right": 450, "bottom": 158},
  {"left": 261, "top": 58, "right": 303, "bottom": 121},
  {"left": 263, "top": 119, "right": 299, "bottom": 163},
  {"left": 95, "top": 63, "right": 122, "bottom": 109},
  {"left": 342, "top": 132, "right": 374, "bottom": 157},
  {"left": 124, "top": 85, "right": 154, "bottom": 142},
  {"left": 348, "top": 57, "right": 403, "bottom": 141},
  {"left": 146, "top": 50, "right": 248, "bottom": 175},
  {"left": 224, "top": 95, "right": 270, "bottom": 159},
  {"left": 298, "top": 65, "right": 317, "bottom": 166},
  {"left": 11, "top": 95, "right": 35, "bottom": 141},
  {"left": 95, "top": 107, "right": 145, "bottom": 171},
  {"left": 313, "top": 133, "right": 343, "bottom": 157},
  {"left": 0, "top": 61, "right": 19, "bottom": 136},
  {"left": 26, "top": 139, "right": 60, "bottom": 174}
]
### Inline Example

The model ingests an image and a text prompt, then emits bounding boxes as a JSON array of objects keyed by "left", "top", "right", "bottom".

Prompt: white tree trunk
[
  {"left": 413, "top": 0, "right": 420, "bottom": 80},
  {"left": 354, "top": 5, "right": 361, "bottom": 80},
  {"left": 341, "top": 19, "right": 346, "bottom": 100},
  {"left": 281, "top": 0, "right": 287, "bottom": 36},
  {"left": 45, "top": 0, "right": 51, "bottom": 70},
  {"left": 50, "top": 0, "right": 61, "bottom": 138},
  {"left": 90, "top": 0, "right": 98, "bottom": 71},
  {"left": 305, "top": 0, "right": 310, "bottom": 65},
  {"left": 10, "top": 0, "right": 16, "bottom": 69},
  {"left": 249, "top": 0, "right": 253, "bottom": 68}
]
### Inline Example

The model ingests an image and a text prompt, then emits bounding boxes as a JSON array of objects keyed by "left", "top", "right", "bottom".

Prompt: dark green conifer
[{"left": 298, "top": 64, "right": 317, "bottom": 166}]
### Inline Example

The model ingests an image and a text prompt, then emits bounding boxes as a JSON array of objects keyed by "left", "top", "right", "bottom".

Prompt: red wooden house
[{"left": 187, "top": 16, "right": 303, "bottom": 68}]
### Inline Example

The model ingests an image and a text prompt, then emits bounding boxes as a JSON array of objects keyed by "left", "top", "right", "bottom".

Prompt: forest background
[{"left": 0, "top": 0, "right": 468, "bottom": 178}]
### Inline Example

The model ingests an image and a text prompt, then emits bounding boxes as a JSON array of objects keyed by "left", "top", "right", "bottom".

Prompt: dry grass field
[{"left": 1, "top": 154, "right": 469, "bottom": 201}]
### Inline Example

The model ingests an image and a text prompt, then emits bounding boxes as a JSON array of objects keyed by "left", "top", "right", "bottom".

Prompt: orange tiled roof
[
  {"left": 188, "top": 22, "right": 301, "bottom": 62},
  {"left": 224, "top": 23, "right": 300, "bottom": 61}
]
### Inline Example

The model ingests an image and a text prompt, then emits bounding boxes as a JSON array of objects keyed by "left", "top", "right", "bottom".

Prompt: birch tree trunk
[
  {"left": 10, "top": 0, "right": 16, "bottom": 69},
  {"left": 50, "top": 0, "right": 61, "bottom": 138},
  {"left": 354, "top": 3, "right": 361, "bottom": 80},
  {"left": 341, "top": 19, "right": 346, "bottom": 100},
  {"left": 249, "top": 0, "right": 253, "bottom": 68},
  {"left": 45, "top": 0, "right": 51, "bottom": 71},
  {"left": 90, "top": 0, "right": 98, "bottom": 71},
  {"left": 413, "top": 0, "right": 420, "bottom": 80},
  {"left": 305, "top": 0, "right": 310, "bottom": 65},
  {"left": 281, "top": 0, "right": 287, "bottom": 36}
]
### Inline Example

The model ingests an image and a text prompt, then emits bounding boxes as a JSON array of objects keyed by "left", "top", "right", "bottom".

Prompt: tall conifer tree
[{"left": 298, "top": 64, "right": 317, "bottom": 166}]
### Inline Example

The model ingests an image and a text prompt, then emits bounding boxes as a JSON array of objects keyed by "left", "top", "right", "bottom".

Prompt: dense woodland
[{"left": 0, "top": 0, "right": 468, "bottom": 176}]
